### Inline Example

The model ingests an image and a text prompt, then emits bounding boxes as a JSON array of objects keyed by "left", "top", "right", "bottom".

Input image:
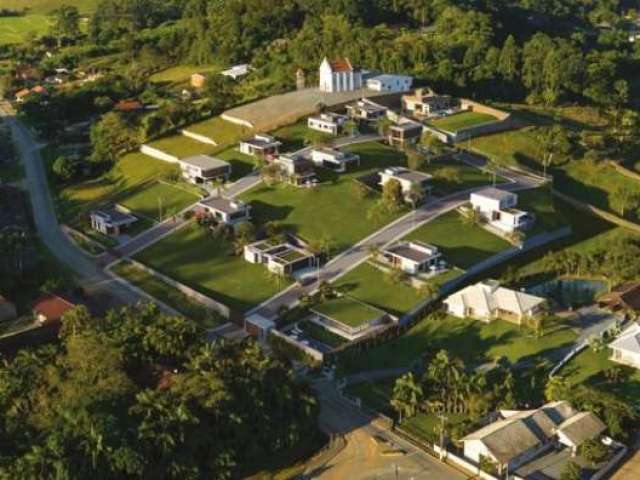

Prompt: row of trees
[{"left": 0, "top": 302, "right": 319, "bottom": 479}]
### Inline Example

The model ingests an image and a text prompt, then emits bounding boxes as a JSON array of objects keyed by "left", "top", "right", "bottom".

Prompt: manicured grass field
[
  {"left": 313, "top": 297, "right": 384, "bottom": 328},
  {"left": 0, "top": 15, "right": 49, "bottom": 44},
  {"left": 554, "top": 160, "right": 640, "bottom": 223},
  {"left": 406, "top": 210, "right": 510, "bottom": 269},
  {"left": 118, "top": 181, "right": 200, "bottom": 222},
  {"left": 240, "top": 142, "right": 406, "bottom": 253},
  {"left": 146, "top": 134, "right": 218, "bottom": 159},
  {"left": 149, "top": 64, "right": 220, "bottom": 85},
  {"left": 343, "top": 313, "right": 577, "bottom": 373},
  {"left": 184, "top": 116, "right": 251, "bottom": 148},
  {"left": 112, "top": 261, "right": 224, "bottom": 328},
  {"left": 430, "top": 111, "right": 498, "bottom": 132},
  {"left": 135, "top": 222, "right": 288, "bottom": 312},
  {"left": 561, "top": 348, "right": 640, "bottom": 406},
  {"left": 55, "top": 152, "right": 178, "bottom": 223},
  {"left": 335, "top": 263, "right": 426, "bottom": 317}
]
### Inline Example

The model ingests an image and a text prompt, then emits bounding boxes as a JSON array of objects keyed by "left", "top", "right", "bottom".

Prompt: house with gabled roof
[
  {"left": 443, "top": 279, "right": 547, "bottom": 325},
  {"left": 598, "top": 283, "right": 640, "bottom": 312},
  {"left": 610, "top": 322, "right": 640, "bottom": 369},
  {"left": 319, "top": 57, "right": 363, "bottom": 93}
]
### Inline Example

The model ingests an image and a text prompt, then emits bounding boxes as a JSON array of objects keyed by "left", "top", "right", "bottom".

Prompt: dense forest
[{"left": 0, "top": 303, "right": 318, "bottom": 479}]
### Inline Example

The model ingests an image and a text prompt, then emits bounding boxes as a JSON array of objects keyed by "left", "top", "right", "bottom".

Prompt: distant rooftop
[{"left": 473, "top": 187, "right": 516, "bottom": 202}]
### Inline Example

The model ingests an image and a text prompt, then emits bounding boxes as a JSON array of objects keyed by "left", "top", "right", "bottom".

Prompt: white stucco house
[
  {"left": 178, "top": 155, "right": 231, "bottom": 184},
  {"left": 470, "top": 188, "right": 534, "bottom": 234},
  {"left": 443, "top": 279, "right": 546, "bottom": 325},
  {"left": 308, "top": 112, "right": 347, "bottom": 136},
  {"left": 346, "top": 98, "right": 388, "bottom": 121},
  {"left": 319, "top": 57, "right": 362, "bottom": 93},
  {"left": 379, "top": 167, "right": 432, "bottom": 201},
  {"left": 366, "top": 74, "right": 413, "bottom": 92},
  {"left": 89, "top": 208, "right": 137, "bottom": 236},
  {"left": 610, "top": 322, "right": 640, "bottom": 369},
  {"left": 239, "top": 134, "right": 281, "bottom": 158},
  {"left": 197, "top": 196, "right": 251, "bottom": 226},
  {"left": 311, "top": 148, "right": 360, "bottom": 173}
]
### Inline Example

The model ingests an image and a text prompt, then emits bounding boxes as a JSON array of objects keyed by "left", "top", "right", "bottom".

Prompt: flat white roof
[{"left": 180, "top": 155, "right": 230, "bottom": 170}]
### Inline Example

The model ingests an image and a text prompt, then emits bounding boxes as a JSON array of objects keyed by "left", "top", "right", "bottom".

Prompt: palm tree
[{"left": 390, "top": 372, "right": 423, "bottom": 424}]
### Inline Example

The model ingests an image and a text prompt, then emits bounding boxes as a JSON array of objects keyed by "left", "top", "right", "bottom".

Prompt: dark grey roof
[
  {"left": 198, "top": 196, "right": 249, "bottom": 214},
  {"left": 91, "top": 208, "right": 137, "bottom": 225}
]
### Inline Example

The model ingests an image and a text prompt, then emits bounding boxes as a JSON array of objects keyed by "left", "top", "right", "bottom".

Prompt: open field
[
  {"left": 118, "top": 181, "right": 200, "bottom": 222},
  {"left": 146, "top": 134, "right": 218, "bottom": 159},
  {"left": 135, "top": 222, "right": 288, "bottom": 312},
  {"left": 468, "top": 126, "right": 542, "bottom": 169},
  {"left": 0, "top": 15, "right": 49, "bottom": 44},
  {"left": 343, "top": 313, "right": 577, "bottom": 373},
  {"left": 334, "top": 263, "right": 424, "bottom": 317},
  {"left": 430, "top": 111, "right": 498, "bottom": 132},
  {"left": 406, "top": 210, "right": 510, "bottom": 269},
  {"left": 112, "top": 261, "right": 224, "bottom": 329},
  {"left": 518, "top": 187, "right": 567, "bottom": 234},
  {"left": 423, "top": 160, "right": 500, "bottom": 195},
  {"left": 313, "top": 297, "right": 383, "bottom": 328},
  {"left": 55, "top": 152, "right": 178, "bottom": 223},
  {"left": 184, "top": 116, "right": 251, "bottom": 147},
  {"left": 149, "top": 64, "right": 220, "bottom": 85},
  {"left": 240, "top": 142, "right": 405, "bottom": 253}
]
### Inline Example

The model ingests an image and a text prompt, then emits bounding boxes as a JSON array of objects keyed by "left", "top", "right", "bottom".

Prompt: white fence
[
  {"left": 140, "top": 144, "right": 179, "bottom": 163},
  {"left": 181, "top": 129, "right": 217, "bottom": 146},
  {"left": 433, "top": 445, "right": 501, "bottom": 480}
]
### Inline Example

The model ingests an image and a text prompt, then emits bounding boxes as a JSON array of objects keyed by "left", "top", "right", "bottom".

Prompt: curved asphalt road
[{"left": 0, "top": 102, "right": 152, "bottom": 309}]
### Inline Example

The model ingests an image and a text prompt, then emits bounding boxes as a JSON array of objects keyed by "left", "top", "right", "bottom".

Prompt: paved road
[
  {"left": 305, "top": 379, "right": 468, "bottom": 480},
  {"left": 0, "top": 102, "right": 160, "bottom": 310},
  {"left": 249, "top": 160, "right": 543, "bottom": 319}
]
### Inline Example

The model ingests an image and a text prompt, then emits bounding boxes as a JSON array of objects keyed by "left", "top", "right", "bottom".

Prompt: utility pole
[{"left": 158, "top": 196, "right": 163, "bottom": 222}]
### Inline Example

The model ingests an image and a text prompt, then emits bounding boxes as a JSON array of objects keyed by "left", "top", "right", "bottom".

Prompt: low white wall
[
  {"left": 140, "top": 144, "right": 179, "bottom": 163},
  {"left": 433, "top": 445, "right": 501, "bottom": 480},
  {"left": 221, "top": 113, "right": 254, "bottom": 130},
  {"left": 128, "top": 259, "right": 233, "bottom": 320},
  {"left": 181, "top": 129, "right": 217, "bottom": 146}
]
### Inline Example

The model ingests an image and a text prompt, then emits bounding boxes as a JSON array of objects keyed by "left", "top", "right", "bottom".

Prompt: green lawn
[
  {"left": 0, "top": 15, "right": 50, "bottom": 44},
  {"left": 518, "top": 187, "right": 567, "bottom": 234},
  {"left": 272, "top": 121, "right": 331, "bottom": 151},
  {"left": 561, "top": 348, "right": 640, "bottom": 407},
  {"left": 216, "top": 147, "right": 256, "bottom": 179},
  {"left": 146, "top": 134, "right": 218, "bottom": 159},
  {"left": 55, "top": 152, "right": 179, "bottom": 223},
  {"left": 313, "top": 297, "right": 384, "bottom": 328},
  {"left": 343, "top": 313, "right": 577, "bottom": 373},
  {"left": 135, "top": 222, "right": 288, "bottom": 312},
  {"left": 430, "top": 112, "right": 498, "bottom": 132},
  {"left": 406, "top": 210, "right": 510, "bottom": 269},
  {"left": 554, "top": 159, "right": 640, "bottom": 223},
  {"left": 112, "top": 261, "right": 224, "bottom": 329},
  {"left": 118, "top": 181, "right": 201, "bottom": 222},
  {"left": 468, "top": 126, "right": 542, "bottom": 169},
  {"left": 423, "top": 161, "right": 499, "bottom": 195},
  {"left": 335, "top": 263, "right": 426, "bottom": 317},
  {"left": 184, "top": 116, "right": 251, "bottom": 148},
  {"left": 240, "top": 142, "right": 406, "bottom": 253},
  {"left": 149, "top": 64, "right": 220, "bottom": 85}
]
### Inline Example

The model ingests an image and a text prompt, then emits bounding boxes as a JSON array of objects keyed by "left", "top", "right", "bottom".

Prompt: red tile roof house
[{"left": 32, "top": 294, "right": 76, "bottom": 326}]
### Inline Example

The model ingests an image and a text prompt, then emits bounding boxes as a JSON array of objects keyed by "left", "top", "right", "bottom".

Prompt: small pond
[{"left": 525, "top": 278, "right": 607, "bottom": 309}]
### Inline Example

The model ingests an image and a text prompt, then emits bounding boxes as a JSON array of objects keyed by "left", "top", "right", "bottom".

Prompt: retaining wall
[
  {"left": 128, "top": 259, "right": 237, "bottom": 321},
  {"left": 181, "top": 129, "right": 217, "bottom": 146},
  {"left": 139, "top": 144, "right": 179, "bottom": 163}
]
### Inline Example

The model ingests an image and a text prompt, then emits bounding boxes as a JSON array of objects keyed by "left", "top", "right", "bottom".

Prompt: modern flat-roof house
[
  {"left": 33, "top": 294, "right": 77, "bottom": 326},
  {"left": 381, "top": 241, "right": 442, "bottom": 275},
  {"left": 470, "top": 187, "right": 534, "bottom": 234},
  {"left": 310, "top": 296, "right": 392, "bottom": 340},
  {"left": 311, "top": 148, "right": 360, "bottom": 173},
  {"left": 346, "top": 98, "right": 388, "bottom": 121},
  {"left": 0, "top": 295, "right": 17, "bottom": 323},
  {"left": 221, "top": 64, "right": 251, "bottom": 80},
  {"left": 462, "top": 401, "right": 606, "bottom": 475},
  {"left": 444, "top": 279, "right": 547, "bottom": 325},
  {"left": 319, "top": 57, "right": 363, "bottom": 93},
  {"left": 178, "top": 155, "right": 231, "bottom": 184},
  {"left": 197, "top": 196, "right": 251, "bottom": 226},
  {"left": 308, "top": 112, "right": 347, "bottom": 136},
  {"left": 244, "top": 240, "right": 315, "bottom": 276},
  {"left": 379, "top": 167, "right": 432, "bottom": 200},
  {"left": 89, "top": 208, "right": 137, "bottom": 236},
  {"left": 402, "top": 88, "right": 453, "bottom": 117},
  {"left": 388, "top": 120, "right": 423, "bottom": 146},
  {"left": 610, "top": 322, "right": 640, "bottom": 369},
  {"left": 366, "top": 74, "right": 413, "bottom": 92},
  {"left": 239, "top": 134, "right": 281, "bottom": 158},
  {"left": 275, "top": 154, "right": 317, "bottom": 186}
]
